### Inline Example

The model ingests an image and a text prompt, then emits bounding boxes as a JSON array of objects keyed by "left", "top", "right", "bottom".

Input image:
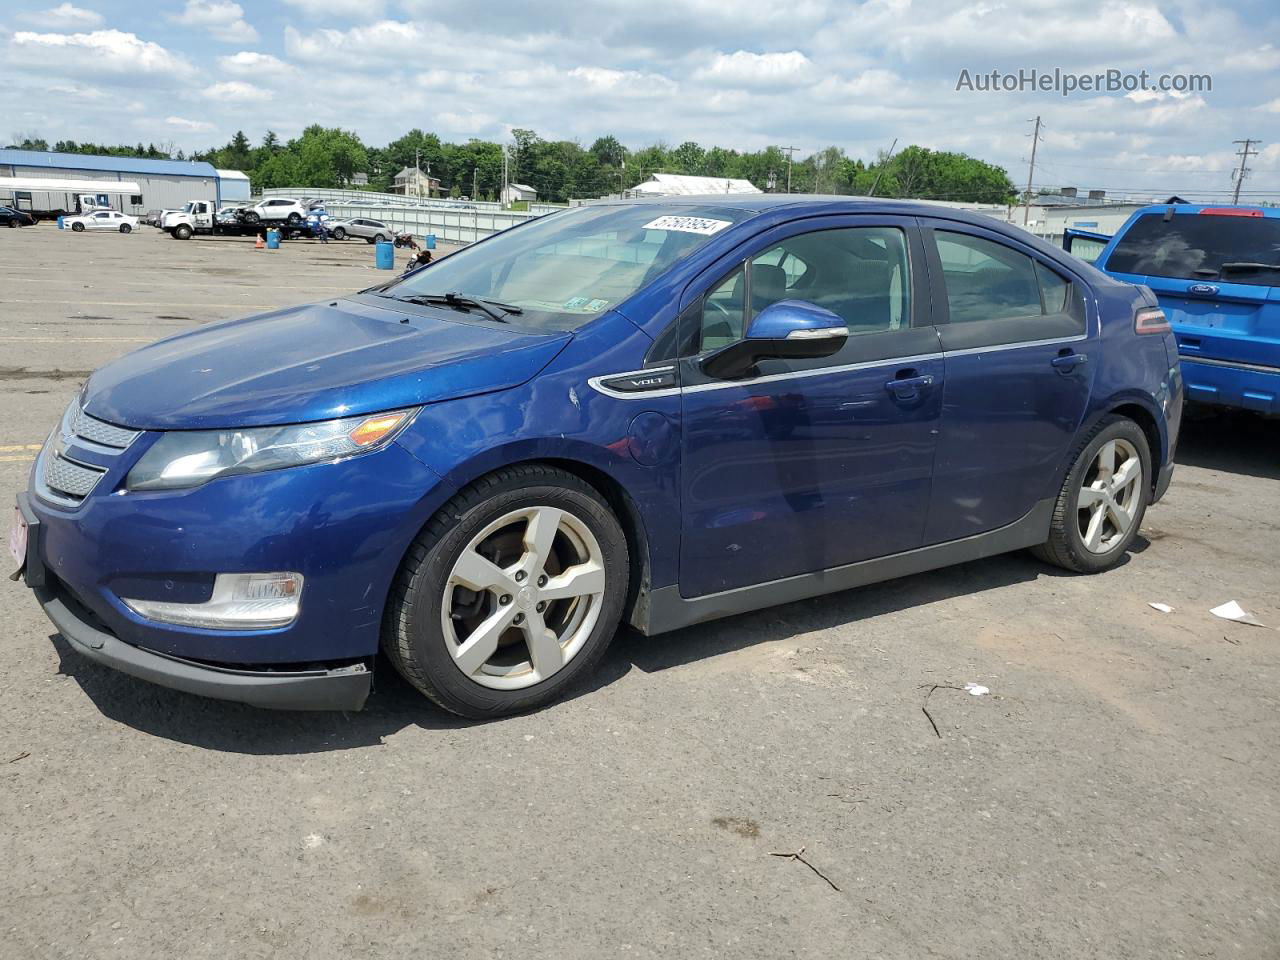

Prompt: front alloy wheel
[
  {"left": 384, "top": 464, "right": 629, "bottom": 718},
  {"left": 442, "top": 506, "right": 606, "bottom": 689}
]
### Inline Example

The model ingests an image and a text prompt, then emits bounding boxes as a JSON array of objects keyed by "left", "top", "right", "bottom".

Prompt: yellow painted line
[
  {"left": 0, "top": 336, "right": 152, "bottom": 342},
  {"left": 4, "top": 300, "right": 283, "bottom": 309},
  {"left": 0, "top": 455, "right": 35, "bottom": 463},
  {"left": 0, "top": 444, "right": 42, "bottom": 452}
]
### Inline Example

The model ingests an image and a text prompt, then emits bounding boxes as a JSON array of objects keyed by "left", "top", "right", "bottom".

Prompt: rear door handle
[
  {"left": 885, "top": 374, "right": 934, "bottom": 400},
  {"left": 1051, "top": 352, "right": 1088, "bottom": 372}
]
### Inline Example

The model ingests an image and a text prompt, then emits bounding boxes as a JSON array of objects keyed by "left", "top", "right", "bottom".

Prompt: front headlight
[{"left": 126, "top": 408, "right": 418, "bottom": 491}]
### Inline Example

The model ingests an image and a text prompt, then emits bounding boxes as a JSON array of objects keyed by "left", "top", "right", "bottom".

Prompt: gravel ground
[{"left": 1, "top": 226, "right": 1277, "bottom": 960}]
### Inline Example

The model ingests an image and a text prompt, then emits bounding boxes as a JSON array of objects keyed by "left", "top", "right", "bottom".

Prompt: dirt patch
[{"left": 712, "top": 816, "right": 761, "bottom": 839}]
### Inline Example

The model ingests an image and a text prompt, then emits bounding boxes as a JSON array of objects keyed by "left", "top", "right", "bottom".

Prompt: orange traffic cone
[{"left": 255, "top": 235, "right": 264, "bottom": 249}]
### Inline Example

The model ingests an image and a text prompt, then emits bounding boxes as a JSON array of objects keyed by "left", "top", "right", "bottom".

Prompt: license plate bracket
[{"left": 9, "top": 495, "right": 44, "bottom": 587}]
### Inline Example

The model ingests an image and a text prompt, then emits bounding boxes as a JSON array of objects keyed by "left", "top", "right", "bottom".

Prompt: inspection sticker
[{"left": 642, "top": 215, "right": 732, "bottom": 236}]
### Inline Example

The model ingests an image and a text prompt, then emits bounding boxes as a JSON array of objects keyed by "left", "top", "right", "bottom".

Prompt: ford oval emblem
[{"left": 1188, "top": 283, "right": 1219, "bottom": 295}]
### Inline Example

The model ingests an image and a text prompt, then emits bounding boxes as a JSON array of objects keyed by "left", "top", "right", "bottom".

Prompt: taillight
[
  {"left": 1198, "top": 207, "right": 1263, "bottom": 217},
  {"left": 1135, "top": 306, "right": 1170, "bottom": 335}
]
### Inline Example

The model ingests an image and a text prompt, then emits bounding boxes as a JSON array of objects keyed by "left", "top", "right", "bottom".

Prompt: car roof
[
  {"left": 592, "top": 193, "right": 1022, "bottom": 229},
  {"left": 1119, "top": 202, "right": 1280, "bottom": 219}
]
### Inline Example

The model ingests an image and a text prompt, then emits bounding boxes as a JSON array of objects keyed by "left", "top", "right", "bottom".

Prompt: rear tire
[
  {"left": 373, "top": 233, "right": 386, "bottom": 244},
  {"left": 1033, "top": 415, "right": 1151, "bottom": 573},
  {"left": 119, "top": 224, "right": 131, "bottom": 234},
  {"left": 383, "top": 464, "right": 629, "bottom": 719},
  {"left": 6, "top": 220, "right": 15, "bottom": 228}
]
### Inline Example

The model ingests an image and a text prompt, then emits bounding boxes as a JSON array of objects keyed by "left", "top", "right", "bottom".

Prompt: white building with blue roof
[{"left": 0, "top": 149, "right": 241, "bottom": 216}]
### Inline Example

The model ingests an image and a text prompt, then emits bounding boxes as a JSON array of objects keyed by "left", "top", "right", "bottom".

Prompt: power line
[{"left": 1231, "top": 138, "right": 1261, "bottom": 205}]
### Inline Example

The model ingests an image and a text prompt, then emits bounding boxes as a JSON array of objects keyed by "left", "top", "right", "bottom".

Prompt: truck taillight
[{"left": 1135, "top": 306, "right": 1170, "bottom": 335}]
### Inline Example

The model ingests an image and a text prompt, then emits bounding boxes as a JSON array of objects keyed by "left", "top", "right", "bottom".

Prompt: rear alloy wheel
[
  {"left": 119, "top": 224, "right": 131, "bottom": 234},
  {"left": 6, "top": 220, "right": 15, "bottom": 228},
  {"left": 287, "top": 212, "right": 302, "bottom": 224},
  {"left": 384, "top": 465, "right": 628, "bottom": 718},
  {"left": 1033, "top": 416, "right": 1151, "bottom": 573},
  {"left": 373, "top": 233, "right": 386, "bottom": 244}
]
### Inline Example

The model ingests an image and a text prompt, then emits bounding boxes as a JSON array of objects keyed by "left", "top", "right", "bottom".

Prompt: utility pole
[
  {"left": 781, "top": 145, "right": 798, "bottom": 193},
  {"left": 1231, "top": 138, "right": 1260, "bottom": 205},
  {"left": 472, "top": 165, "right": 478, "bottom": 202},
  {"left": 414, "top": 147, "right": 420, "bottom": 199},
  {"left": 1023, "top": 115, "right": 1043, "bottom": 226}
]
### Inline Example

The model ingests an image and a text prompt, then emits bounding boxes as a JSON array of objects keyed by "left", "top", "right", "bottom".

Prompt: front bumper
[{"left": 35, "top": 574, "right": 371, "bottom": 711}]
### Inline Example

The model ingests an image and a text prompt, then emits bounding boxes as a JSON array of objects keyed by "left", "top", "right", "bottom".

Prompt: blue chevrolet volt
[{"left": 12, "top": 197, "right": 1182, "bottom": 718}]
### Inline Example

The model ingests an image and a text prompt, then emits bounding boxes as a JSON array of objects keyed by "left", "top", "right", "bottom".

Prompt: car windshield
[
  {"left": 382, "top": 203, "right": 753, "bottom": 331},
  {"left": 1105, "top": 212, "right": 1280, "bottom": 287}
]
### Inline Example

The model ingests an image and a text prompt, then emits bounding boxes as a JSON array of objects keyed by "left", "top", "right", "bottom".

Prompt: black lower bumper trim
[{"left": 34, "top": 585, "right": 371, "bottom": 711}]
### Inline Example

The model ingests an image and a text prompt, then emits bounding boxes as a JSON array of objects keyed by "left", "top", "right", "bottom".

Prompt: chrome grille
[
  {"left": 36, "top": 396, "right": 139, "bottom": 506},
  {"left": 42, "top": 453, "right": 105, "bottom": 499},
  {"left": 69, "top": 405, "right": 140, "bottom": 449}
]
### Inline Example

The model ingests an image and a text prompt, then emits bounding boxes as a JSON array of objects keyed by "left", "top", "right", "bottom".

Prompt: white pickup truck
[{"left": 162, "top": 200, "right": 310, "bottom": 240}]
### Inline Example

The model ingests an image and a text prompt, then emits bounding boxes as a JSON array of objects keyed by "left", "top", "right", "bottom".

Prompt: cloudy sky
[{"left": 2, "top": 0, "right": 1278, "bottom": 200}]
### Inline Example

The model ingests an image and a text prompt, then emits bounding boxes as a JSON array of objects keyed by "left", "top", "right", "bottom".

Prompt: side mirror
[{"left": 702, "top": 300, "right": 848, "bottom": 380}]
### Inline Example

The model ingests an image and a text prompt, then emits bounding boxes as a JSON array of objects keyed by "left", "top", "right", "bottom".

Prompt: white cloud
[
  {"left": 282, "top": 0, "right": 385, "bottom": 17},
  {"left": 217, "top": 51, "right": 296, "bottom": 76},
  {"left": 164, "top": 115, "right": 215, "bottom": 132},
  {"left": 1260, "top": 98, "right": 1280, "bottom": 114},
  {"left": 8, "top": 29, "right": 196, "bottom": 79},
  {"left": 695, "top": 50, "right": 814, "bottom": 87},
  {"left": 567, "top": 66, "right": 677, "bottom": 97},
  {"left": 169, "top": 0, "right": 259, "bottom": 43},
  {"left": 17, "top": 3, "right": 104, "bottom": 28},
  {"left": 201, "top": 80, "right": 272, "bottom": 102}
]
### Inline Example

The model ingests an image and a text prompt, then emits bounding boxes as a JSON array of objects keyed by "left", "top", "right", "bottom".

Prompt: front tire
[
  {"left": 331, "top": 227, "right": 346, "bottom": 240},
  {"left": 384, "top": 465, "right": 629, "bottom": 718},
  {"left": 71, "top": 222, "right": 84, "bottom": 232},
  {"left": 1033, "top": 415, "right": 1151, "bottom": 573},
  {"left": 173, "top": 224, "right": 192, "bottom": 240}
]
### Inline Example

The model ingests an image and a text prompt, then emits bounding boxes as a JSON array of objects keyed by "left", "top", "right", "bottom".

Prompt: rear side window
[
  {"left": 935, "top": 232, "right": 1071, "bottom": 323},
  {"left": 1105, "top": 213, "right": 1280, "bottom": 287}
]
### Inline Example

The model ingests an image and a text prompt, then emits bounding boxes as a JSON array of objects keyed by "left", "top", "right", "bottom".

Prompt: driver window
[{"left": 697, "top": 266, "right": 746, "bottom": 352}]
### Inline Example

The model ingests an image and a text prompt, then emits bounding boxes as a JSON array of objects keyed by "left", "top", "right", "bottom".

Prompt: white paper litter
[
  {"left": 1209, "top": 600, "right": 1267, "bottom": 628},
  {"left": 1148, "top": 602, "right": 1174, "bottom": 614},
  {"left": 963, "top": 683, "right": 990, "bottom": 697}
]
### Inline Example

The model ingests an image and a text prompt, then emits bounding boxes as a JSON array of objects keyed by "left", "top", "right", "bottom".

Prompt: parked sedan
[
  {"left": 63, "top": 210, "right": 138, "bottom": 233},
  {"left": 0, "top": 206, "right": 36, "bottom": 227},
  {"left": 327, "top": 217, "right": 393, "bottom": 242},
  {"left": 13, "top": 197, "right": 1182, "bottom": 719}
]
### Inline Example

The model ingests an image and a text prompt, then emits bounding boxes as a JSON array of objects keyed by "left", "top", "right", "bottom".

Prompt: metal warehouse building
[{"left": 0, "top": 149, "right": 241, "bottom": 215}]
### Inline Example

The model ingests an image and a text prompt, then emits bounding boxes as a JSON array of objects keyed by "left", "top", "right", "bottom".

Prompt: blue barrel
[
  {"left": 57, "top": 216, "right": 64, "bottom": 230},
  {"left": 266, "top": 228, "right": 281, "bottom": 249},
  {"left": 425, "top": 234, "right": 437, "bottom": 250},
  {"left": 375, "top": 241, "right": 394, "bottom": 270}
]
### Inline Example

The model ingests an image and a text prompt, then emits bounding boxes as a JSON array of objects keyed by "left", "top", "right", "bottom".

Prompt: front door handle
[
  {"left": 1051, "top": 351, "right": 1089, "bottom": 372},
  {"left": 885, "top": 373, "right": 935, "bottom": 400}
]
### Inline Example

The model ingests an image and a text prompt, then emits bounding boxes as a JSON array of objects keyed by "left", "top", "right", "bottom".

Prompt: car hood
[{"left": 83, "top": 295, "right": 572, "bottom": 430}]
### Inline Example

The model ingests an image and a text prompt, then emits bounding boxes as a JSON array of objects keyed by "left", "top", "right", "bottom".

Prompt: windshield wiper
[
  {"left": 386, "top": 292, "right": 522, "bottom": 323},
  {"left": 1218, "top": 261, "right": 1280, "bottom": 274}
]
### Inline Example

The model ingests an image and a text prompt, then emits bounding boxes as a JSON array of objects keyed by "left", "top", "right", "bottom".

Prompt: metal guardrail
[{"left": 319, "top": 202, "right": 540, "bottom": 244}]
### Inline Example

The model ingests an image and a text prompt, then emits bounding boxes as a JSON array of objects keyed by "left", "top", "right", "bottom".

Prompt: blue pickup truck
[{"left": 1067, "top": 205, "right": 1280, "bottom": 415}]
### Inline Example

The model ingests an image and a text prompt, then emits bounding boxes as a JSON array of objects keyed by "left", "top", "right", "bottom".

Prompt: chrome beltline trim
[{"left": 587, "top": 335, "right": 1088, "bottom": 400}]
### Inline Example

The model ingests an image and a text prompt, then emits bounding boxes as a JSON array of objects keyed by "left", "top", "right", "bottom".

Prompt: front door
[
  {"left": 677, "top": 217, "right": 944, "bottom": 598},
  {"left": 918, "top": 220, "right": 1097, "bottom": 544}
]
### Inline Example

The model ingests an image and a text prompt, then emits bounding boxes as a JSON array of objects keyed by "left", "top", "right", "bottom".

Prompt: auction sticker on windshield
[{"left": 642, "top": 215, "right": 732, "bottom": 236}]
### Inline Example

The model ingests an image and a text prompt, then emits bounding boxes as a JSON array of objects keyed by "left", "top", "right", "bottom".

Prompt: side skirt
[{"left": 635, "top": 498, "right": 1055, "bottom": 636}]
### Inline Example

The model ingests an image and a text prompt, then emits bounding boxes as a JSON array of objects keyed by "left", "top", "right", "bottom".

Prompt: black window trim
[{"left": 918, "top": 219, "right": 1090, "bottom": 352}]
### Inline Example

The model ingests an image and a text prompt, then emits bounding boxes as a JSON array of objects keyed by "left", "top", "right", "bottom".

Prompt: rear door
[
  {"left": 919, "top": 219, "right": 1097, "bottom": 544},
  {"left": 1102, "top": 210, "right": 1280, "bottom": 374}
]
